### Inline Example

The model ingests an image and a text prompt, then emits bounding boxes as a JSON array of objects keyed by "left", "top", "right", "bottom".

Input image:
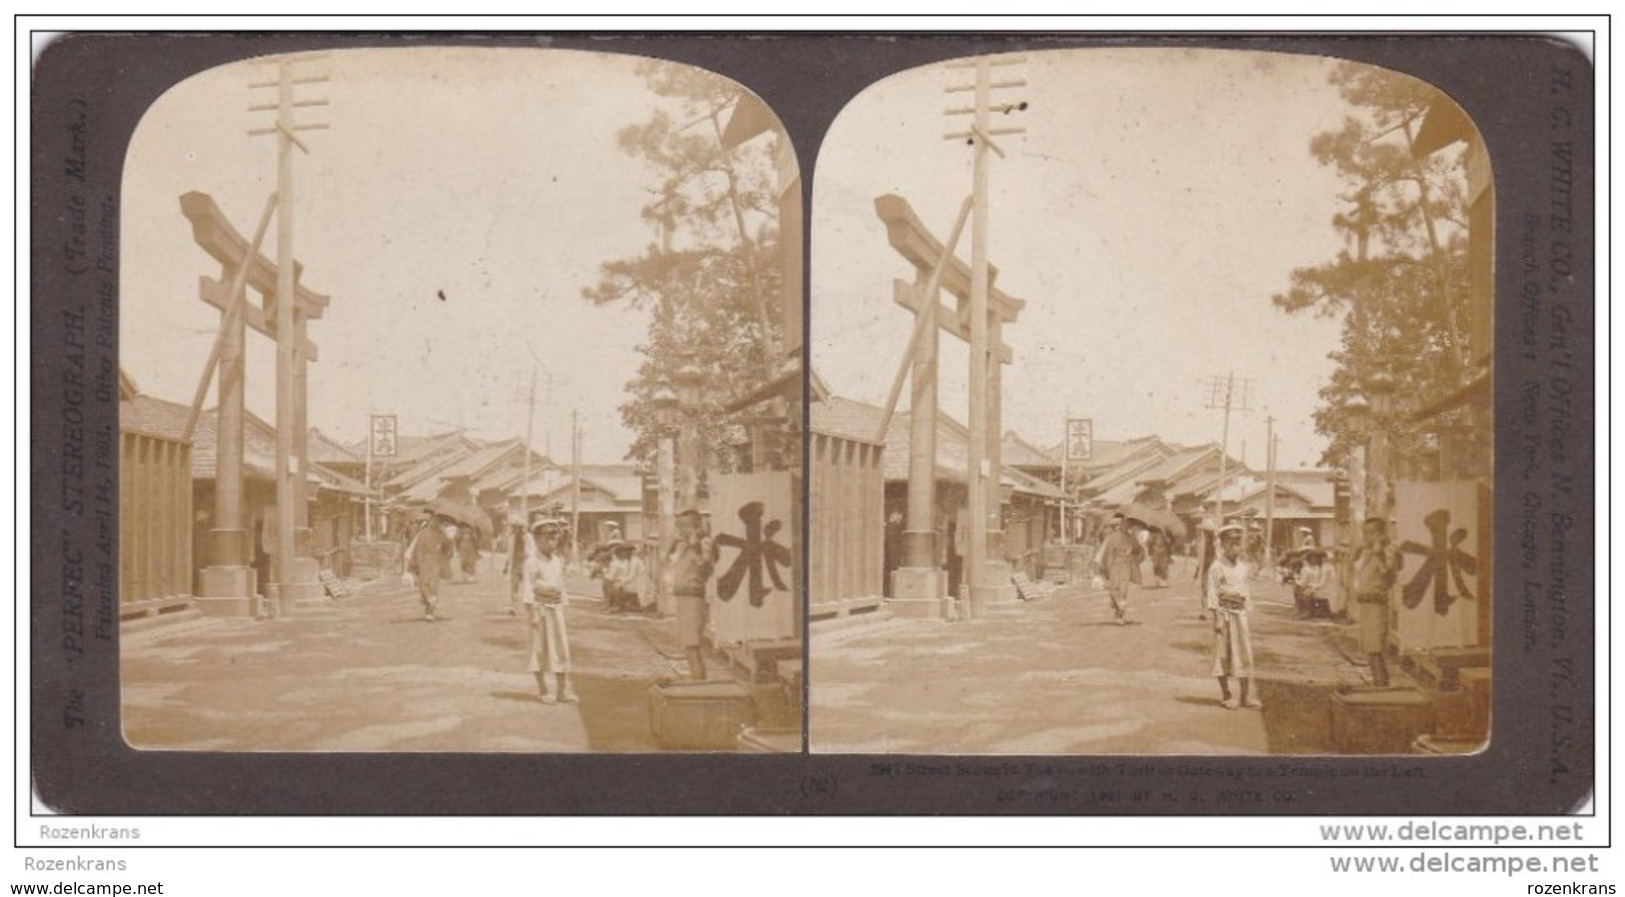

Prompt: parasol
[
  {"left": 1121, "top": 502, "right": 1186, "bottom": 538},
  {"left": 426, "top": 496, "right": 494, "bottom": 538}
]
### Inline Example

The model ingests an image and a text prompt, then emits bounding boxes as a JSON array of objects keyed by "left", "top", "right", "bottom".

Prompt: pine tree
[
  {"left": 583, "top": 61, "right": 785, "bottom": 471},
  {"left": 1273, "top": 63, "right": 1479, "bottom": 472}
]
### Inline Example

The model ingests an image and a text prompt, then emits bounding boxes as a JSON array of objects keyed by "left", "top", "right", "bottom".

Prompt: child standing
[
  {"left": 1206, "top": 524, "right": 1259, "bottom": 710},
  {"left": 523, "top": 519, "right": 577, "bottom": 704}
]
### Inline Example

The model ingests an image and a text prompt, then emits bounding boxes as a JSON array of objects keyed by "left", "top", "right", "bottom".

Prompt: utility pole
[
  {"left": 1060, "top": 407, "right": 1069, "bottom": 544},
  {"left": 945, "top": 54, "right": 1026, "bottom": 619},
  {"left": 1202, "top": 372, "right": 1252, "bottom": 529},
  {"left": 571, "top": 407, "right": 582, "bottom": 560},
  {"left": 521, "top": 367, "right": 538, "bottom": 526},
  {"left": 365, "top": 417, "right": 373, "bottom": 541},
  {"left": 517, "top": 357, "right": 560, "bottom": 527},
  {"left": 1263, "top": 415, "right": 1277, "bottom": 565},
  {"left": 249, "top": 53, "right": 328, "bottom": 617}
]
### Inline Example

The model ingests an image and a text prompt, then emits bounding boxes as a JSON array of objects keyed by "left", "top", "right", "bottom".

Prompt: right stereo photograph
[{"left": 808, "top": 47, "right": 1493, "bottom": 757}]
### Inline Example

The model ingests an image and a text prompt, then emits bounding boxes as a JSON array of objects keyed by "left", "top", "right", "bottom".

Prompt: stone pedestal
[
  {"left": 267, "top": 556, "right": 325, "bottom": 617},
  {"left": 195, "top": 565, "right": 258, "bottom": 617},
  {"left": 969, "top": 558, "right": 1018, "bottom": 618},
  {"left": 888, "top": 566, "right": 949, "bottom": 619}
]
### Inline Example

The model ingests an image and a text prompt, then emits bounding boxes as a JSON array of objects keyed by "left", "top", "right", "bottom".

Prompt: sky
[
  {"left": 811, "top": 47, "right": 1369, "bottom": 471},
  {"left": 121, "top": 46, "right": 780, "bottom": 464}
]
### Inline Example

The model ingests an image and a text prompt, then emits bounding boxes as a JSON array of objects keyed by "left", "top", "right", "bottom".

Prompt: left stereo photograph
[{"left": 107, "top": 43, "right": 805, "bottom": 755}]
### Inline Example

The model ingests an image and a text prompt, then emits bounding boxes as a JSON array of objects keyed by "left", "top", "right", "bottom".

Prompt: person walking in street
[
  {"left": 522, "top": 518, "right": 577, "bottom": 704},
  {"left": 1352, "top": 518, "right": 1403, "bottom": 687},
  {"left": 1131, "top": 523, "right": 1148, "bottom": 587},
  {"left": 502, "top": 517, "right": 528, "bottom": 616},
  {"left": 1193, "top": 526, "right": 1216, "bottom": 587},
  {"left": 405, "top": 513, "right": 456, "bottom": 622},
  {"left": 668, "top": 507, "right": 717, "bottom": 680},
  {"left": 1245, "top": 523, "right": 1266, "bottom": 571},
  {"left": 1149, "top": 528, "right": 1172, "bottom": 588},
  {"left": 1205, "top": 524, "right": 1259, "bottom": 710},
  {"left": 456, "top": 524, "right": 481, "bottom": 583},
  {"left": 1094, "top": 512, "right": 1142, "bottom": 626}
]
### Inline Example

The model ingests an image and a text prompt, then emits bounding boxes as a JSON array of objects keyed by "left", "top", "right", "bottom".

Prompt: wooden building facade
[
  {"left": 808, "top": 428, "right": 885, "bottom": 619},
  {"left": 119, "top": 395, "right": 195, "bottom": 619}
]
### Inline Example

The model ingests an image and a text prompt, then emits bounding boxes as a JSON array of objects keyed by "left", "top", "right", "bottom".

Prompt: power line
[{"left": 1200, "top": 372, "right": 1252, "bottom": 527}]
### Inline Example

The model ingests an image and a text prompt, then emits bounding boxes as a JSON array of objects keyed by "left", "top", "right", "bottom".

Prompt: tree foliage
[
  {"left": 1273, "top": 63, "right": 1479, "bottom": 470},
  {"left": 584, "top": 60, "right": 786, "bottom": 472}
]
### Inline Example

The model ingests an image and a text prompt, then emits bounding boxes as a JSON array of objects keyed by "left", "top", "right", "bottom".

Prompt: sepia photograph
[
  {"left": 30, "top": 24, "right": 1595, "bottom": 843},
  {"left": 114, "top": 44, "right": 803, "bottom": 754},
  {"left": 809, "top": 48, "right": 1494, "bottom": 756}
]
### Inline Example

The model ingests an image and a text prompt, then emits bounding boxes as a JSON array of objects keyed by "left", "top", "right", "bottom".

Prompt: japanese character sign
[
  {"left": 715, "top": 500, "right": 792, "bottom": 607},
  {"left": 370, "top": 414, "right": 397, "bottom": 458},
  {"left": 1399, "top": 508, "right": 1479, "bottom": 615},
  {"left": 1066, "top": 418, "right": 1093, "bottom": 462},
  {"left": 707, "top": 471, "right": 795, "bottom": 643},
  {"left": 1394, "top": 481, "right": 1484, "bottom": 651}
]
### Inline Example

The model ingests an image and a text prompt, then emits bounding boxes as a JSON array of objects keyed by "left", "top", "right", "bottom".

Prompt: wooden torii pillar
[
  {"left": 180, "top": 191, "right": 328, "bottom": 616},
  {"left": 873, "top": 194, "right": 1024, "bottom": 618}
]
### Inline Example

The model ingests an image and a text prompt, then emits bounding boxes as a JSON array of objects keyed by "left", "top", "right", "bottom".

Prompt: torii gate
[
  {"left": 872, "top": 194, "right": 1024, "bottom": 618},
  {"left": 180, "top": 190, "right": 328, "bottom": 616}
]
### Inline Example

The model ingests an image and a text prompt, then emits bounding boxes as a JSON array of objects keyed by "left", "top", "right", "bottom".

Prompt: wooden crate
[
  {"left": 1329, "top": 686, "right": 1436, "bottom": 754},
  {"left": 648, "top": 682, "right": 757, "bottom": 750}
]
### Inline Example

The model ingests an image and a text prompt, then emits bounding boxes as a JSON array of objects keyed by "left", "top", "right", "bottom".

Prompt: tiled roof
[
  {"left": 809, "top": 395, "right": 886, "bottom": 445},
  {"left": 1077, "top": 435, "right": 1169, "bottom": 474},
  {"left": 575, "top": 466, "right": 645, "bottom": 503},
  {"left": 1268, "top": 470, "right": 1337, "bottom": 508},
  {"left": 1079, "top": 449, "right": 1171, "bottom": 497},
  {"left": 532, "top": 476, "right": 644, "bottom": 510},
  {"left": 1002, "top": 430, "right": 1058, "bottom": 469},
  {"left": 393, "top": 432, "right": 477, "bottom": 466},
  {"left": 812, "top": 395, "right": 1063, "bottom": 498},
  {"left": 395, "top": 441, "right": 525, "bottom": 504},
  {"left": 307, "top": 427, "right": 362, "bottom": 465},
  {"left": 1093, "top": 447, "right": 1212, "bottom": 508},
  {"left": 120, "top": 393, "right": 192, "bottom": 442},
  {"left": 472, "top": 453, "right": 559, "bottom": 495},
  {"left": 383, "top": 436, "right": 482, "bottom": 490},
  {"left": 120, "top": 393, "right": 371, "bottom": 493}
]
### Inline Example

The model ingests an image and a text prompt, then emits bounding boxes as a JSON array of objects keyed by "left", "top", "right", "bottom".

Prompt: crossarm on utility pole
[
  {"left": 181, "top": 191, "right": 278, "bottom": 443},
  {"left": 873, "top": 195, "right": 973, "bottom": 443}
]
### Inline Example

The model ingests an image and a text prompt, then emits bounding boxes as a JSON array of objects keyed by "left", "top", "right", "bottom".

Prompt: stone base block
[
  {"left": 265, "top": 562, "right": 326, "bottom": 617},
  {"left": 891, "top": 566, "right": 946, "bottom": 600},
  {"left": 197, "top": 565, "right": 256, "bottom": 599},
  {"left": 194, "top": 595, "right": 258, "bottom": 618},
  {"left": 968, "top": 561, "right": 1018, "bottom": 618},
  {"left": 886, "top": 597, "right": 951, "bottom": 620},
  {"left": 195, "top": 566, "right": 257, "bottom": 617},
  {"left": 888, "top": 567, "right": 951, "bottom": 620}
]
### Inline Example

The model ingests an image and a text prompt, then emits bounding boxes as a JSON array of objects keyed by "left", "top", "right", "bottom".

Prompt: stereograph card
[{"left": 28, "top": 31, "right": 1594, "bottom": 820}]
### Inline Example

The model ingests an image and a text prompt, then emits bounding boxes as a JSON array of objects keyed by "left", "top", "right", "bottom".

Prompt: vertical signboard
[
  {"left": 1066, "top": 418, "right": 1092, "bottom": 462},
  {"left": 1394, "top": 480, "right": 1482, "bottom": 651},
  {"left": 708, "top": 470, "right": 796, "bottom": 644}
]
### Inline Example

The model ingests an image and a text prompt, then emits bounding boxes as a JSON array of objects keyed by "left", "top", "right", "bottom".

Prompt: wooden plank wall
[
  {"left": 120, "top": 431, "right": 192, "bottom": 604},
  {"left": 809, "top": 432, "right": 883, "bottom": 612}
]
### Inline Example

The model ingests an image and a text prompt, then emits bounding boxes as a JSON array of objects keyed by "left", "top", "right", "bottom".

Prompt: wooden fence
[
  {"left": 809, "top": 431, "right": 885, "bottom": 618},
  {"left": 119, "top": 430, "right": 193, "bottom": 613}
]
